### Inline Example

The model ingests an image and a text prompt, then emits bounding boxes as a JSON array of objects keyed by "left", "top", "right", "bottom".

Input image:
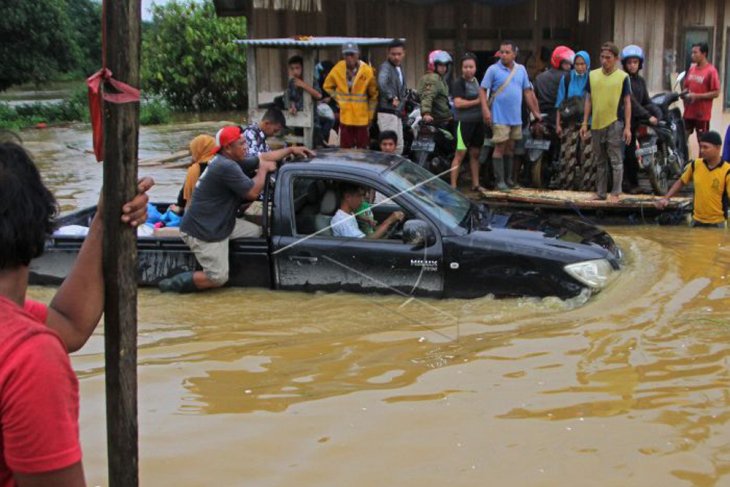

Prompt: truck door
[{"left": 272, "top": 175, "right": 444, "bottom": 298}]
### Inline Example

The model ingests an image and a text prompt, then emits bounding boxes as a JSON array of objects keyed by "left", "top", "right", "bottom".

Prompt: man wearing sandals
[{"left": 480, "top": 40, "right": 541, "bottom": 192}]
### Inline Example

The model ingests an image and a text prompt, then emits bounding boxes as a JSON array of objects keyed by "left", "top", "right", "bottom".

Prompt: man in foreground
[
  {"left": 0, "top": 140, "right": 152, "bottom": 486},
  {"left": 161, "top": 126, "right": 314, "bottom": 293},
  {"left": 656, "top": 131, "right": 729, "bottom": 228}
]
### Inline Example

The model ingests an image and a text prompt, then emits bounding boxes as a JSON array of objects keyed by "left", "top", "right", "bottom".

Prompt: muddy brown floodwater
[{"left": 21, "top": 122, "right": 730, "bottom": 486}]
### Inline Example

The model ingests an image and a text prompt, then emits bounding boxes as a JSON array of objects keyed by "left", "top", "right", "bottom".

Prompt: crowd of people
[
  {"left": 157, "top": 38, "right": 729, "bottom": 296},
  {"left": 305, "top": 38, "right": 728, "bottom": 222}
]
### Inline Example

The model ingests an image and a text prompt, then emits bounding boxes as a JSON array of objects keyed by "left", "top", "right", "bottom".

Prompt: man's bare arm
[{"left": 46, "top": 178, "right": 154, "bottom": 353}]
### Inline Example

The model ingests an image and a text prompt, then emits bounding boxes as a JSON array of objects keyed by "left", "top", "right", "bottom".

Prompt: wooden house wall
[
  {"left": 247, "top": 0, "right": 598, "bottom": 95},
  {"left": 614, "top": 0, "right": 666, "bottom": 92},
  {"left": 245, "top": 0, "right": 726, "bottom": 110}
]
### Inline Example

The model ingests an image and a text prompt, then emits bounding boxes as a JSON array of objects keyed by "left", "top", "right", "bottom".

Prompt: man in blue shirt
[{"left": 480, "top": 41, "right": 541, "bottom": 191}]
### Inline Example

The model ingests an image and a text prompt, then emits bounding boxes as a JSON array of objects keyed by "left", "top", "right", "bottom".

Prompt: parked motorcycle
[
  {"left": 634, "top": 72, "right": 689, "bottom": 195},
  {"left": 369, "top": 89, "right": 420, "bottom": 154},
  {"left": 524, "top": 115, "right": 558, "bottom": 188},
  {"left": 406, "top": 94, "right": 455, "bottom": 177}
]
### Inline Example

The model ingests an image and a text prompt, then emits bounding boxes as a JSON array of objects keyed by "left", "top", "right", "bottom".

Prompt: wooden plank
[
  {"left": 138, "top": 150, "right": 189, "bottom": 167},
  {"left": 478, "top": 188, "right": 691, "bottom": 210},
  {"left": 102, "top": 1, "right": 140, "bottom": 486}
]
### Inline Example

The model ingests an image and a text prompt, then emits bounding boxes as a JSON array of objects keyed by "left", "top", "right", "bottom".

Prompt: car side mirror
[{"left": 402, "top": 219, "right": 436, "bottom": 249}]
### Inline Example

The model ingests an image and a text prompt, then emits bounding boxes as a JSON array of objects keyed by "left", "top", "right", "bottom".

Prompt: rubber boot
[
  {"left": 492, "top": 158, "right": 510, "bottom": 192},
  {"left": 504, "top": 155, "right": 519, "bottom": 189},
  {"left": 159, "top": 271, "right": 198, "bottom": 293}
]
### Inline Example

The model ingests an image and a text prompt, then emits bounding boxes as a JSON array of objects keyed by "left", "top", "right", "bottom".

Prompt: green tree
[
  {"left": 67, "top": 0, "right": 103, "bottom": 76},
  {"left": 141, "top": 0, "right": 248, "bottom": 111},
  {"left": 0, "top": 0, "right": 83, "bottom": 91}
]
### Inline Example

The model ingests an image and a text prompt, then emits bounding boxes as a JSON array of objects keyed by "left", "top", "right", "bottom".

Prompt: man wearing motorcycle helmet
[
  {"left": 535, "top": 45, "right": 575, "bottom": 123},
  {"left": 621, "top": 44, "right": 661, "bottom": 194},
  {"left": 417, "top": 50, "right": 453, "bottom": 125}
]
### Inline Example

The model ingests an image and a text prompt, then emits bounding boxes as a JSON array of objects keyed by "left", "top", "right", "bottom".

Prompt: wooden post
[
  {"left": 303, "top": 49, "right": 316, "bottom": 148},
  {"left": 102, "top": 1, "right": 140, "bottom": 486},
  {"left": 247, "top": 45, "right": 259, "bottom": 118}
]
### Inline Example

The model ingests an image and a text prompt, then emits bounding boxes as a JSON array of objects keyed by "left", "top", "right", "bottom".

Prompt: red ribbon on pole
[{"left": 87, "top": 68, "right": 141, "bottom": 162}]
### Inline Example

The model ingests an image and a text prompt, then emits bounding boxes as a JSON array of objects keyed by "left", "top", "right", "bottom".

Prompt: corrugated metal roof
[{"left": 235, "top": 36, "right": 404, "bottom": 48}]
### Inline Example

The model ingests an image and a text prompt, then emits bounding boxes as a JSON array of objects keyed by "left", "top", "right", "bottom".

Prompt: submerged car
[{"left": 31, "top": 149, "right": 622, "bottom": 299}]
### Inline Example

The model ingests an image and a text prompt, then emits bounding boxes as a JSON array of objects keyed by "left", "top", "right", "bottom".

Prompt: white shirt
[
  {"left": 331, "top": 209, "right": 365, "bottom": 238},
  {"left": 396, "top": 66, "right": 403, "bottom": 87}
]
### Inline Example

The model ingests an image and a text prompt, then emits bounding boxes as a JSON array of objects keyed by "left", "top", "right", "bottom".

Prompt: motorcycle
[
  {"left": 407, "top": 101, "right": 456, "bottom": 177},
  {"left": 524, "top": 115, "right": 559, "bottom": 188},
  {"left": 634, "top": 72, "right": 689, "bottom": 195},
  {"left": 369, "top": 89, "right": 420, "bottom": 154}
]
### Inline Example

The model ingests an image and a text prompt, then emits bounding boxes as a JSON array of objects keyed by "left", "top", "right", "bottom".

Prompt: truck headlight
[{"left": 564, "top": 259, "right": 614, "bottom": 289}]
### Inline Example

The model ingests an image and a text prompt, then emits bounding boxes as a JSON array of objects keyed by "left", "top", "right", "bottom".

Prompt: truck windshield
[{"left": 383, "top": 161, "right": 472, "bottom": 229}]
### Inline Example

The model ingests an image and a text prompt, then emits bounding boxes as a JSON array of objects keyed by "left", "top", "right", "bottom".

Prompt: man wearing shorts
[
  {"left": 683, "top": 42, "right": 720, "bottom": 146},
  {"left": 161, "top": 125, "right": 313, "bottom": 293},
  {"left": 480, "top": 40, "right": 541, "bottom": 191}
]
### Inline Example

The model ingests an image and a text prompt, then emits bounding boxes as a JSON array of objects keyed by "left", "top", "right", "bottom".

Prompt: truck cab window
[{"left": 291, "top": 177, "right": 407, "bottom": 240}]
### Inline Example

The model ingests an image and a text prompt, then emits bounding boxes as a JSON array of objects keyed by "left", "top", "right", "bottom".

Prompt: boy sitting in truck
[{"left": 332, "top": 183, "right": 404, "bottom": 239}]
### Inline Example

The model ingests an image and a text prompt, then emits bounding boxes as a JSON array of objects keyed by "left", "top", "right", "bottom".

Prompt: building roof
[
  {"left": 214, "top": 0, "right": 530, "bottom": 16},
  {"left": 235, "top": 36, "right": 404, "bottom": 48}
]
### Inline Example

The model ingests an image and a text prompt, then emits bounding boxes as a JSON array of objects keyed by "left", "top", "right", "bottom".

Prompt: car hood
[{"left": 468, "top": 204, "right": 622, "bottom": 263}]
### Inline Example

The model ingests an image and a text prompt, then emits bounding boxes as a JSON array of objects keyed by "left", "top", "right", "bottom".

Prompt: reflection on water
[{"left": 24, "top": 123, "right": 730, "bottom": 486}]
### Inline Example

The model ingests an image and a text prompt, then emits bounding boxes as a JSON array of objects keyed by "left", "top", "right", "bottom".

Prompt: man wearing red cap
[{"left": 160, "top": 126, "right": 314, "bottom": 292}]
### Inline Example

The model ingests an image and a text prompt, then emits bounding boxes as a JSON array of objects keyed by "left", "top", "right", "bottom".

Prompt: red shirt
[
  {"left": 0, "top": 296, "right": 81, "bottom": 486},
  {"left": 683, "top": 62, "right": 720, "bottom": 121}
]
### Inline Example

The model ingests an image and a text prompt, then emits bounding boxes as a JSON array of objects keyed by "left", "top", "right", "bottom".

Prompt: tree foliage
[
  {"left": 141, "top": 1, "right": 248, "bottom": 111},
  {"left": 0, "top": 0, "right": 84, "bottom": 91},
  {"left": 67, "top": 0, "right": 102, "bottom": 76}
]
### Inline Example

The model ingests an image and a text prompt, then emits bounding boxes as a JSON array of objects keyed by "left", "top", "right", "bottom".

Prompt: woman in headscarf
[
  {"left": 171, "top": 134, "right": 217, "bottom": 213},
  {"left": 554, "top": 50, "right": 594, "bottom": 190}
]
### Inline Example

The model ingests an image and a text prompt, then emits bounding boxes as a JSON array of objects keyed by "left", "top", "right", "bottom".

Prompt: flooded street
[{"left": 22, "top": 123, "right": 730, "bottom": 486}]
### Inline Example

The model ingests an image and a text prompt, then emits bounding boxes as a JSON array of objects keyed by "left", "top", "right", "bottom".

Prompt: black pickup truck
[{"left": 30, "top": 150, "right": 622, "bottom": 299}]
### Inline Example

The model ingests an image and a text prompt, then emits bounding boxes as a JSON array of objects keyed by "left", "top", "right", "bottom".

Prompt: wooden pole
[
  {"left": 102, "top": 1, "right": 141, "bottom": 486},
  {"left": 303, "top": 49, "right": 316, "bottom": 148}
]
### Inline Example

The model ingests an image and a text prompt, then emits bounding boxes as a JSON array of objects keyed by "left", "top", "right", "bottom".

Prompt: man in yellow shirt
[
  {"left": 324, "top": 42, "right": 378, "bottom": 149},
  {"left": 580, "top": 42, "right": 632, "bottom": 203},
  {"left": 656, "top": 131, "right": 730, "bottom": 228}
]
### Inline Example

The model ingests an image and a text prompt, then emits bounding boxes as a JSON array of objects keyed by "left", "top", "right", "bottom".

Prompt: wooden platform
[
  {"left": 469, "top": 187, "right": 692, "bottom": 224},
  {"left": 476, "top": 187, "right": 689, "bottom": 209}
]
